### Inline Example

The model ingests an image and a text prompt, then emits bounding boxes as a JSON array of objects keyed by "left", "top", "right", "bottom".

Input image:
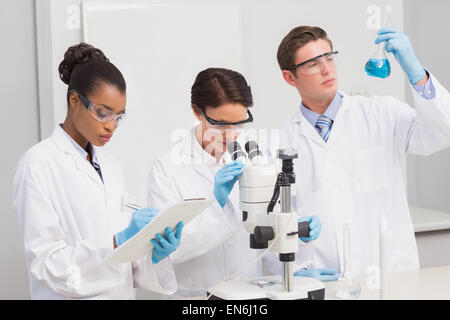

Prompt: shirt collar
[{"left": 300, "top": 92, "right": 343, "bottom": 126}]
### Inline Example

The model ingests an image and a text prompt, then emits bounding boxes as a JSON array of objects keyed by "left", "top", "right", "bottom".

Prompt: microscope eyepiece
[
  {"left": 227, "top": 141, "right": 247, "bottom": 161},
  {"left": 245, "top": 140, "right": 263, "bottom": 161}
]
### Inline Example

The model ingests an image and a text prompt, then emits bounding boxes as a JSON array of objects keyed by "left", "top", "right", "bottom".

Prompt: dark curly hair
[
  {"left": 58, "top": 42, "right": 126, "bottom": 105},
  {"left": 191, "top": 68, "right": 253, "bottom": 111}
]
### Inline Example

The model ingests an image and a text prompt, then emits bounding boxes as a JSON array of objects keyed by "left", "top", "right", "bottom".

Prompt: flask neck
[{"left": 373, "top": 41, "right": 387, "bottom": 59}]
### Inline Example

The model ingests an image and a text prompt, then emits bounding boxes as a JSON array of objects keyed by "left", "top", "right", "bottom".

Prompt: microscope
[{"left": 207, "top": 141, "right": 325, "bottom": 300}]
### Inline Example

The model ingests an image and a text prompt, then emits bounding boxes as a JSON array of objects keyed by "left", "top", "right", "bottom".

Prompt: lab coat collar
[
  {"left": 59, "top": 125, "right": 100, "bottom": 166},
  {"left": 180, "top": 126, "right": 223, "bottom": 166},
  {"left": 300, "top": 92, "right": 343, "bottom": 125},
  {"left": 51, "top": 125, "right": 80, "bottom": 156},
  {"left": 291, "top": 91, "right": 350, "bottom": 147},
  {"left": 292, "top": 91, "right": 349, "bottom": 124},
  {"left": 177, "top": 127, "right": 223, "bottom": 183},
  {"left": 291, "top": 110, "right": 326, "bottom": 146},
  {"left": 51, "top": 125, "right": 104, "bottom": 186}
]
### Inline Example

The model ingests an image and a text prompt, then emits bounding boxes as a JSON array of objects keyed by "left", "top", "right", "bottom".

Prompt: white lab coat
[
  {"left": 13, "top": 125, "right": 177, "bottom": 299},
  {"left": 279, "top": 73, "right": 450, "bottom": 277},
  {"left": 147, "top": 128, "right": 280, "bottom": 298}
]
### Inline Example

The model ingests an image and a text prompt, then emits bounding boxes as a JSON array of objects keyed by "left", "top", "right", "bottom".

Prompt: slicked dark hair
[
  {"left": 277, "top": 26, "right": 333, "bottom": 71},
  {"left": 191, "top": 67, "right": 253, "bottom": 111}
]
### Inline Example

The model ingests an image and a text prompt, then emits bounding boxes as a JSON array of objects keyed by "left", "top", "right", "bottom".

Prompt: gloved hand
[
  {"left": 375, "top": 27, "right": 426, "bottom": 84},
  {"left": 115, "top": 207, "right": 159, "bottom": 247},
  {"left": 298, "top": 215, "right": 321, "bottom": 242},
  {"left": 294, "top": 268, "right": 339, "bottom": 282},
  {"left": 151, "top": 221, "right": 183, "bottom": 264},
  {"left": 214, "top": 160, "right": 245, "bottom": 208}
]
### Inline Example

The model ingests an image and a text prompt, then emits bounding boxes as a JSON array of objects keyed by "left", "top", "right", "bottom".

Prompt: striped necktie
[
  {"left": 92, "top": 161, "right": 104, "bottom": 183},
  {"left": 316, "top": 114, "right": 333, "bottom": 142},
  {"left": 87, "top": 144, "right": 104, "bottom": 183}
]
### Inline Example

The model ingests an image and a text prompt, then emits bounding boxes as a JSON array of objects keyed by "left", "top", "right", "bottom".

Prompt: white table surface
[
  {"left": 325, "top": 265, "right": 450, "bottom": 300},
  {"left": 410, "top": 206, "right": 450, "bottom": 233}
]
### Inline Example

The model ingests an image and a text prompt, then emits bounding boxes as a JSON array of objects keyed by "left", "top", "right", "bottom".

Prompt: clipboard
[{"left": 104, "top": 199, "right": 213, "bottom": 266}]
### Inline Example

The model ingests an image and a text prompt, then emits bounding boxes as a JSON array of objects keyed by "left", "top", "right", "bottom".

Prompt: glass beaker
[{"left": 333, "top": 223, "right": 361, "bottom": 299}]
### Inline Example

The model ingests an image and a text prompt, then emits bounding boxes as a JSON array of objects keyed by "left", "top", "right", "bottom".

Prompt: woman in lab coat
[
  {"left": 13, "top": 43, "right": 182, "bottom": 299},
  {"left": 276, "top": 26, "right": 450, "bottom": 277},
  {"left": 147, "top": 68, "right": 324, "bottom": 298}
]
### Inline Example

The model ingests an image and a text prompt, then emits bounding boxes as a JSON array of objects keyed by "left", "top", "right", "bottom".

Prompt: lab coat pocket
[{"left": 354, "top": 147, "right": 389, "bottom": 193}]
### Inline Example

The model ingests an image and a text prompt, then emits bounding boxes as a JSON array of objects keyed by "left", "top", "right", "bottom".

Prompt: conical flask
[
  {"left": 365, "top": 5, "right": 392, "bottom": 79},
  {"left": 365, "top": 42, "right": 391, "bottom": 78}
]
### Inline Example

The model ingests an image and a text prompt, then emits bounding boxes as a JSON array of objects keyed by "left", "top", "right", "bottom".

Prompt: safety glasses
[
  {"left": 200, "top": 108, "right": 253, "bottom": 131},
  {"left": 289, "top": 51, "right": 339, "bottom": 75},
  {"left": 68, "top": 90, "right": 127, "bottom": 125}
]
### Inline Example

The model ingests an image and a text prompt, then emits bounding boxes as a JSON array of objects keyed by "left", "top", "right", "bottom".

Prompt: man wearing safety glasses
[{"left": 277, "top": 26, "right": 450, "bottom": 282}]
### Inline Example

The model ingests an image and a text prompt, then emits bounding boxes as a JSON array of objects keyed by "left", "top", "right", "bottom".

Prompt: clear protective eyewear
[
  {"left": 68, "top": 90, "right": 127, "bottom": 125},
  {"left": 201, "top": 108, "right": 253, "bottom": 132},
  {"left": 289, "top": 51, "right": 339, "bottom": 75}
]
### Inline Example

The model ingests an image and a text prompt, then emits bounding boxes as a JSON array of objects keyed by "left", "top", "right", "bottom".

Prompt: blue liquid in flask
[{"left": 365, "top": 58, "right": 391, "bottom": 78}]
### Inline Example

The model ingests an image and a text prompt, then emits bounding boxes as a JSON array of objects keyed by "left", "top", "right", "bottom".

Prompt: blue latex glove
[
  {"left": 151, "top": 221, "right": 183, "bottom": 264},
  {"left": 115, "top": 207, "right": 159, "bottom": 247},
  {"left": 375, "top": 27, "right": 426, "bottom": 84},
  {"left": 294, "top": 268, "right": 339, "bottom": 282},
  {"left": 298, "top": 215, "right": 321, "bottom": 242},
  {"left": 214, "top": 160, "right": 245, "bottom": 208}
]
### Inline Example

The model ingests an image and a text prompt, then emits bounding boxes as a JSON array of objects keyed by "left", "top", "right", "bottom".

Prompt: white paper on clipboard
[{"left": 104, "top": 199, "right": 213, "bottom": 266}]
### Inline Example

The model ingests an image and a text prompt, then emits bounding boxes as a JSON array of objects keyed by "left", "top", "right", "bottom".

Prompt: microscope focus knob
[
  {"left": 297, "top": 221, "right": 311, "bottom": 238},
  {"left": 254, "top": 226, "right": 275, "bottom": 243}
]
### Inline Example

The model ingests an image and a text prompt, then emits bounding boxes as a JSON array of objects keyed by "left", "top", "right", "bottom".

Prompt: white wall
[
  {"left": 0, "top": 0, "right": 40, "bottom": 299},
  {"left": 405, "top": 0, "right": 450, "bottom": 213},
  {"left": 38, "top": 0, "right": 404, "bottom": 207}
]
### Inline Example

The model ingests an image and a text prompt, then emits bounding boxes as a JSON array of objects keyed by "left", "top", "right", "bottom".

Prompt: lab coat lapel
[
  {"left": 181, "top": 128, "right": 216, "bottom": 183},
  {"left": 91, "top": 145, "right": 108, "bottom": 186},
  {"left": 292, "top": 111, "right": 327, "bottom": 147},
  {"left": 51, "top": 126, "right": 104, "bottom": 186},
  {"left": 294, "top": 92, "right": 350, "bottom": 147},
  {"left": 92, "top": 147, "right": 115, "bottom": 210},
  {"left": 322, "top": 92, "right": 350, "bottom": 146}
]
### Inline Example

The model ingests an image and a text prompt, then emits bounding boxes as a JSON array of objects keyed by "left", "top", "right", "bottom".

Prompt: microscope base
[{"left": 207, "top": 275, "right": 325, "bottom": 300}]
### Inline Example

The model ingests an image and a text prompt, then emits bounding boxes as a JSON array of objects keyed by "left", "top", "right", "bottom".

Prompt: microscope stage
[{"left": 207, "top": 275, "right": 325, "bottom": 300}]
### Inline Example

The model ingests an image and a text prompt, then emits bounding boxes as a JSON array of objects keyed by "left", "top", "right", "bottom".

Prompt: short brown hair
[
  {"left": 277, "top": 26, "right": 333, "bottom": 71},
  {"left": 191, "top": 67, "right": 253, "bottom": 111}
]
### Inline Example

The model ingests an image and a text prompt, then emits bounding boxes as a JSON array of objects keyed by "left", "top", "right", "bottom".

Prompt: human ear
[
  {"left": 282, "top": 70, "right": 298, "bottom": 87},
  {"left": 192, "top": 104, "right": 202, "bottom": 121},
  {"left": 69, "top": 91, "right": 81, "bottom": 111}
]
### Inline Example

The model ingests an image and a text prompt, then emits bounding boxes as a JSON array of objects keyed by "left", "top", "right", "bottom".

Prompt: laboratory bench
[
  {"left": 411, "top": 206, "right": 450, "bottom": 268},
  {"left": 325, "top": 265, "right": 450, "bottom": 300},
  {"left": 158, "top": 206, "right": 450, "bottom": 301},
  {"left": 322, "top": 206, "right": 450, "bottom": 299},
  {"left": 184, "top": 265, "right": 450, "bottom": 300}
]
